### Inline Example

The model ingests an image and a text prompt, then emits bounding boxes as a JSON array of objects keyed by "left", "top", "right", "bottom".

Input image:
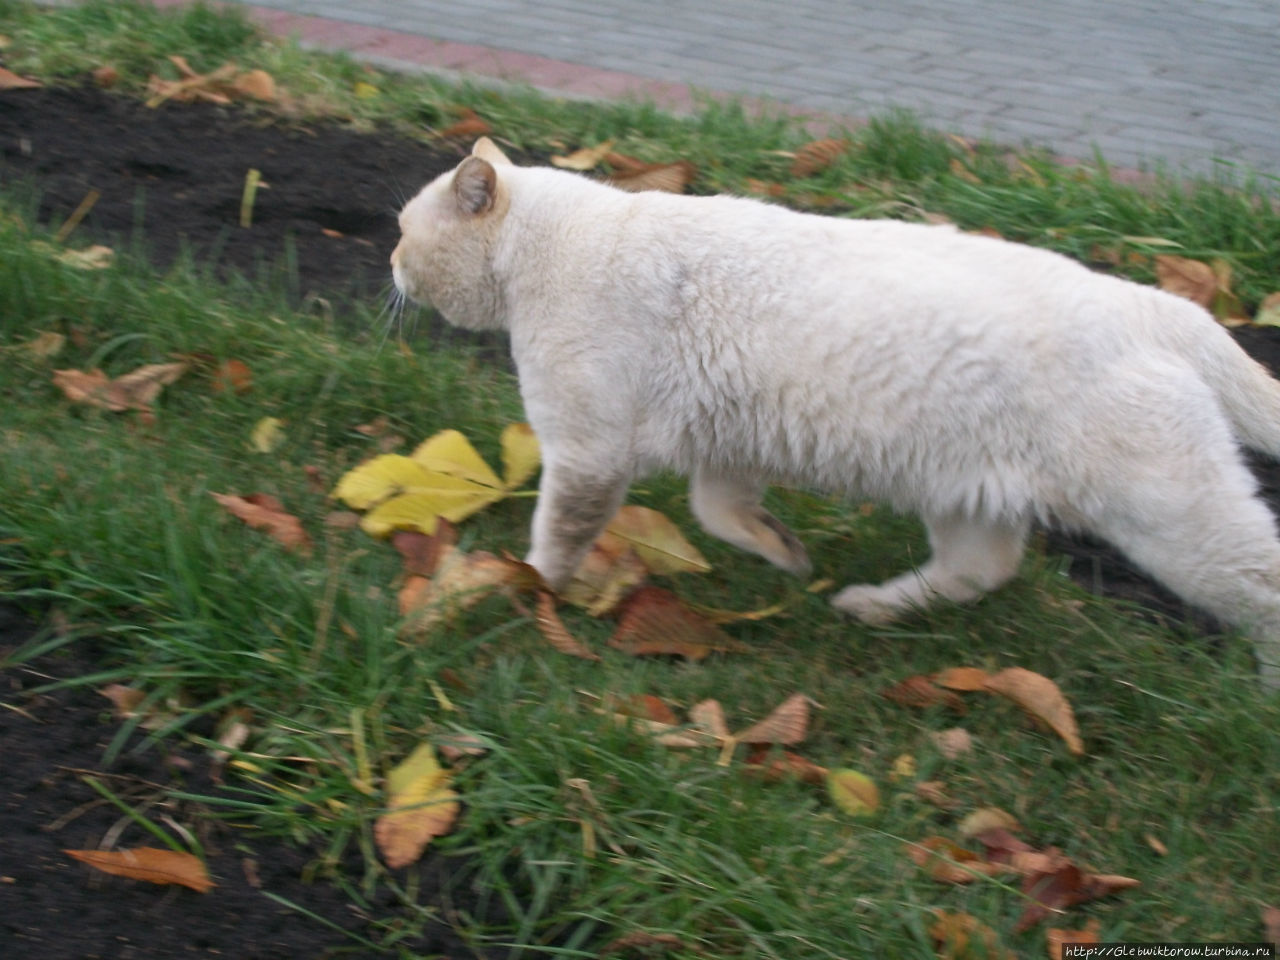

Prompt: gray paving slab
[{"left": 227, "top": 0, "right": 1280, "bottom": 178}]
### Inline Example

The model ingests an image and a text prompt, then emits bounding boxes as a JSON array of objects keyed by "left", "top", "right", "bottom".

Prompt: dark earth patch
[{"left": 3, "top": 81, "right": 1280, "bottom": 959}]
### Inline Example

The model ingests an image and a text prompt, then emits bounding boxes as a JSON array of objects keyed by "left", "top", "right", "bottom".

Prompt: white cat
[{"left": 392, "top": 137, "right": 1280, "bottom": 687}]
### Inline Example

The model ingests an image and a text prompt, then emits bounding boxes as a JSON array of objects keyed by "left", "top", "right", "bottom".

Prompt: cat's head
[{"left": 391, "top": 137, "right": 512, "bottom": 330}]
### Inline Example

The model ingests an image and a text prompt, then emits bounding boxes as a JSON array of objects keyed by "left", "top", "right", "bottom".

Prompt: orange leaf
[
  {"left": 392, "top": 520, "right": 458, "bottom": 577},
  {"left": 607, "top": 693, "right": 679, "bottom": 725},
  {"left": 231, "top": 68, "right": 275, "bottom": 102},
  {"left": 929, "top": 910, "right": 1015, "bottom": 960},
  {"left": 608, "top": 160, "right": 696, "bottom": 194},
  {"left": 743, "top": 745, "right": 828, "bottom": 785},
  {"left": 607, "top": 586, "right": 740, "bottom": 660},
  {"left": 211, "top": 358, "right": 252, "bottom": 394},
  {"left": 933, "top": 666, "right": 991, "bottom": 691},
  {"left": 0, "top": 65, "right": 42, "bottom": 90},
  {"left": 789, "top": 137, "right": 849, "bottom": 178},
  {"left": 982, "top": 667, "right": 1083, "bottom": 755},
  {"left": 882, "top": 674, "right": 966, "bottom": 710},
  {"left": 437, "top": 108, "right": 491, "bottom": 139},
  {"left": 906, "top": 836, "right": 1011, "bottom": 884},
  {"left": 1015, "top": 863, "right": 1140, "bottom": 932},
  {"left": 1046, "top": 919, "right": 1102, "bottom": 960},
  {"left": 210, "top": 492, "right": 313, "bottom": 554},
  {"left": 733, "top": 692, "right": 811, "bottom": 745},
  {"left": 535, "top": 590, "right": 601, "bottom": 660},
  {"left": 64, "top": 847, "right": 214, "bottom": 893}
]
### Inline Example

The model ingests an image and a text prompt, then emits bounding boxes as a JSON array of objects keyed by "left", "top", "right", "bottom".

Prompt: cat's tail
[{"left": 1178, "top": 306, "right": 1280, "bottom": 458}]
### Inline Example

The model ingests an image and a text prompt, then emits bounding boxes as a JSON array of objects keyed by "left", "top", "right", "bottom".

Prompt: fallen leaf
[
  {"left": 98, "top": 683, "right": 145, "bottom": 717},
  {"left": 1046, "top": 919, "right": 1102, "bottom": 960},
  {"left": 744, "top": 178, "right": 788, "bottom": 197},
  {"left": 889, "top": 753, "right": 916, "bottom": 781},
  {"left": 399, "top": 549, "right": 532, "bottom": 637},
  {"left": 551, "top": 140, "right": 616, "bottom": 171},
  {"left": 933, "top": 666, "right": 991, "bottom": 691},
  {"left": 374, "top": 742, "right": 460, "bottom": 869},
  {"left": 34, "top": 241, "right": 114, "bottom": 270},
  {"left": 435, "top": 731, "right": 488, "bottom": 760},
  {"left": 906, "top": 836, "right": 1010, "bottom": 884},
  {"left": 231, "top": 68, "right": 275, "bottom": 101},
  {"left": 92, "top": 65, "right": 119, "bottom": 88},
  {"left": 608, "top": 587, "right": 739, "bottom": 660},
  {"left": 734, "top": 692, "right": 811, "bottom": 745},
  {"left": 562, "top": 541, "right": 649, "bottom": 615},
  {"left": 210, "top": 492, "right": 313, "bottom": 554},
  {"left": 1262, "top": 906, "right": 1280, "bottom": 946},
  {"left": 930, "top": 727, "right": 974, "bottom": 759},
  {"left": 882, "top": 674, "right": 965, "bottom": 711},
  {"left": 688, "top": 698, "right": 731, "bottom": 740},
  {"left": 915, "top": 780, "right": 959, "bottom": 809},
  {"left": 64, "top": 847, "right": 214, "bottom": 893},
  {"left": 598, "top": 932, "right": 689, "bottom": 958},
  {"left": 826, "top": 768, "right": 879, "bottom": 817},
  {"left": 982, "top": 667, "right": 1083, "bottom": 755},
  {"left": 1155, "top": 255, "right": 1216, "bottom": 309},
  {"left": 743, "top": 745, "right": 828, "bottom": 785},
  {"left": 212, "top": 358, "right": 252, "bottom": 393},
  {"left": 684, "top": 599, "right": 788, "bottom": 624},
  {"left": 436, "top": 108, "right": 491, "bottom": 139},
  {"left": 499, "top": 422, "right": 541, "bottom": 488},
  {"left": 534, "top": 590, "right": 601, "bottom": 660},
  {"left": 23, "top": 331, "right": 66, "bottom": 360},
  {"left": 929, "top": 910, "right": 1015, "bottom": 960},
  {"left": 249, "top": 416, "right": 285, "bottom": 453},
  {"left": 1015, "top": 863, "right": 1140, "bottom": 932},
  {"left": 0, "top": 65, "right": 41, "bottom": 90},
  {"left": 608, "top": 160, "right": 696, "bottom": 194},
  {"left": 599, "top": 505, "right": 711, "bottom": 575},
  {"left": 392, "top": 521, "right": 458, "bottom": 577},
  {"left": 957, "top": 807, "right": 1020, "bottom": 840},
  {"left": 52, "top": 362, "right": 187, "bottom": 414},
  {"left": 353, "top": 80, "right": 379, "bottom": 99},
  {"left": 606, "top": 693, "right": 678, "bottom": 725},
  {"left": 1254, "top": 292, "right": 1280, "bottom": 328},
  {"left": 1145, "top": 832, "right": 1168, "bottom": 857},
  {"left": 789, "top": 138, "right": 849, "bottom": 178}
]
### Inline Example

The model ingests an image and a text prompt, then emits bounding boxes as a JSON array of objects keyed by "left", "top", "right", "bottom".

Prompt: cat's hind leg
[
  {"left": 689, "top": 468, "right": 811, "bottom": 575},
  {"left": 832, "top": 512, "right": 1029, "bottom": 624}
]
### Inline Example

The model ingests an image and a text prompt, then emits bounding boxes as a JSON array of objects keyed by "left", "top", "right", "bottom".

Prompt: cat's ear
[
  {"left": 471, "top": 136, "right": 512, "bottom": 166},
  {"left": 453, "top": 156, "right": 497, "bottom": 216}
]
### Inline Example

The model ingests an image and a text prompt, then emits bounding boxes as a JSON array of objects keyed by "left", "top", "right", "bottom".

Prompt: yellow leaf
[
  {"left": 353, "top": 81, "right": 379, "bottom": 99},
  {"left": 957, "top": 806, "right": 1020, "bottom": 839},
  {"left": 64, "top": 847, "right": 214, "bottom": 893},
  {"left": 249, "top": 416, "right": 285, "bottom": 453},
  {"left": 360, "top": 483, "right": 502, "bottom": 536},
  {"left": 889, "top": 753, "right": 916, "bottom": 781},
  {"left": 333, "top": 454, "right": 434, "bottom": 510},
  {"left": 374, "top": 742, "right": 460, "bottom": 869},
  {"left": 1254, "top": 292, "right": 1280, "bottom": 327},
  {"left": 411, "top": 429, "right": 503, "bottom": 488},
  {"left": 826, "top": 768, "right": 879, "bottom": 817},
  {"left": 23, "top": 331, "right": 65, "bottom": 360},
  {"left": 550, "top": 139, "right": 615, "bottom": 171},
  {"left": 600, "top": 505, "right": 710, "bottom": 575},
  {"left": 563, "top": 541, "right": 649, "bottom": 615},
  {"left": 500, "top": 422, "right": 540, "bottom": 488}
]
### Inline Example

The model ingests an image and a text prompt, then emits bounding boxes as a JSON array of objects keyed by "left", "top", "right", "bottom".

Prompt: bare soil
[{"left": 3, "top": 81, "right": 1280, "bottom": 959}]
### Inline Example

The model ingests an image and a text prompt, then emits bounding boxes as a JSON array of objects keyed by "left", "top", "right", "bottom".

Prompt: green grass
[{"left": 2, "top": 2, "right": 1280, "bottom": 957}]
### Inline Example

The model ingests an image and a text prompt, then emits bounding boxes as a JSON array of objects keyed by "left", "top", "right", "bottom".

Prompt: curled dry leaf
[
  {"left": 231, "top": 68, "right": 275, "bottom": 102},
  {"left": 982, "top": 666, "right": 1083, "bottom": 756},
  {"left": 0, "top": 65, "right": 42, "bottom": 90},
  {"left": 743, "top": 745, "right": 829, "bottom": 785},
  {"left": 733, "top": 692, "right": 811, "bottom": 745},
  {"left": 53, "top": 362, "right": 188, "bottom": 414},
  {"left": 374, "top": 742, "right": 460, "bottom": 869},
  {"left": 932, "top": 666, "right": 991, "bottom": 691},
  {"left": 608, "top": 586, "right": 740, "bottom": 661},
  {"left": 608, "top": 160, "right": 696, "bottom": 194},
  {"left": 1015, "top": 863, "right": 1140, "bottom": 933},
  {"left": 957, "top": 806, "right": 1020, "bottom": 840},
  {"left": 563, "top": 541, "right": 649, "bottom": 616},
  {"left": 64, "top": 847, "right": 214, "bottom": 893},
  {"left": 906, "top": 836, "right": 1011, "bottom": 884},
  {"left": 210, "top": 492, "right": 313, "bottom": 555},
  {"left": 535, "top": 590, "right": 601, "bottom": 661},
  {"left": 789, "top": 137, "right": 850, "bottom": 178},
  {"left": 399, "top": 549, "right": 525, "bottom": 637},
  {"left": 98, "top": 683, "right": 146, "bottom": 717}
]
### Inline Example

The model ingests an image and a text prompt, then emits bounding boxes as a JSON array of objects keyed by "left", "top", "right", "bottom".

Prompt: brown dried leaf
[
  {"left": 688, "top": 698, "right": 731, "bottom": 739},
  {"left": 597, "top": 505, "right": 711, "bottom": 575},
  {"left": 1261, "top": 906, "right": 1280, "bottom": 946},
  {"left": 210, "top": 492, "right": 313, "bottom": 555},
  {"left": 915, "top": 780, "right": 959, "bottom": 810},
  {"left": 606, "top": 693, "right": 679, "bottom": 725},
  {"left": 733, "top": 692, "right": 811, "bottom": 745},
  {"left": 1155, "top": 255, "right": 1216, "bottom": 309},
  {"left": 0, "top": 65, "right": 41, "bottom": 90},
  {"left": 535, "top": 590, "right": 601, "bottom": 661},
  {"left": 374, "top": 743, "right": 460, "bottom": 869},
  {"left": 399, "top": 549, "right": 522, "bottom": 637},
  {"left": 745, "top": 178, "right": 788, "bottom": 197},
  {"left": 562, "top": 541, "right": 649, "bottom": 616},
  {"left": 392, "top": 520, "right": 459, "bottom": 577},
  {"left": 98, "top": 683, "right": 145, "bottom": 717},
  {"left": 607, "top": 586, "right": 740, "bottom": 661},
  {"left": 1015, "top": 863, "right": 1140, "bottom": 932},
  {"left": 551, "top": 139, "right": 615, "bottom": 171},
  {"left": 929, "top": 910, "right": 1015, "bottom": 960},
  {"left": 906, "top": 836, "right": 1012, "bottom": 884},
  {"left": 92, "top": 65, "right": 119, "bottom": 89},
  {"left": 957, "top": 806, "right": 1020, "bottom": 840},
  {"left": 1046, "top": 919, "right": 1102, "bottom": 960},
  {"left": 789, "top": 137, "right": 850, "bottom": 178},
  {"left": 436, "top": 108, "right": 491, "bottom": 139},
  {"left": 211, "top": 358, "right": 252, "bottom": 394},
  {"left": 983, "top": 666, "right": 1083, "bottom": 755},
  {"left": 231, "top": 68, "right": 275, "bottom": 102},
  {"left": 598, "top": 932, "right": 688, "bottom": 958},
  {"left": 52, "top": 368, "right": 122, "bottom": 410},
  {"left": 608, "top": 160, "right": 696, "bottom": 194},
  {"left": 64, "top": 847, "right": 214, "bottom": 893},
  {"left": 933, "top": 666, "right": 991, "bottom": 691},
  {"left": 882, "top": 674, "right": 965, "bottom": 711},
  {"left": 743, "top": 745, "right": 828, "bottom": 785}
]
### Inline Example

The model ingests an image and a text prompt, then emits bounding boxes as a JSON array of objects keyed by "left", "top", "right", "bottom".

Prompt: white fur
[{"left": 393, "top": 140, "right": 1280, "bottom": 686}]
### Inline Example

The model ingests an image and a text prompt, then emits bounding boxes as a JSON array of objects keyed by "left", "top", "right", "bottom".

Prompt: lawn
[{"left": 1, "top": 2, "right": 1278, "bottom": 958}]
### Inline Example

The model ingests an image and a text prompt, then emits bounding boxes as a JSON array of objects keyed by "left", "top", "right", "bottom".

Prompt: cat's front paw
[{"left": 830, "top": 583, "right": 904, "bottom": 625}]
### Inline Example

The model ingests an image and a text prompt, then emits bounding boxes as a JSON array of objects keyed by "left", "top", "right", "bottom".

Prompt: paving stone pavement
[{"left": 205, "top": 0, "right": 1280, "bottom": 178}]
